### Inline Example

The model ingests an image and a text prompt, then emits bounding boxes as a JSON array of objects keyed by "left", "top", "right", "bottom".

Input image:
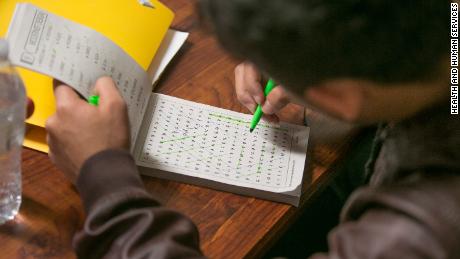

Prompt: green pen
[
  {"left": 88, "top": 95, "right": 99, "bottom": 106},
  {"left": 249, "top": 79, "right": 276, "bottom": 133}
]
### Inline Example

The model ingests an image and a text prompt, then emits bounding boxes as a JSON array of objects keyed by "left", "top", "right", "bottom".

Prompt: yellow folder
[{"left": 0, "top": 0, "right": 174, "bottom": 152}]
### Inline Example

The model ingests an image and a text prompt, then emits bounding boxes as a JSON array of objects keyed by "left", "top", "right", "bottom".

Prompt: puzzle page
[
  {"left": 136, "top": 94, "right": 309, "bottom": 193},
  {"left": 6, "top": 3, "right": 152, "bottom": 145}
]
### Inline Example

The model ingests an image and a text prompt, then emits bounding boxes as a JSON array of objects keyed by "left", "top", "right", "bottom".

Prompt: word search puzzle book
[
  {"left": 6, "top": 3, "right": 310, "bottom": 205},
  {"left": 136, "top": 95, "right": 309, "bottom": 205},
  {"left": 0, "top": 0, "right": 186, "bottom": 152}
]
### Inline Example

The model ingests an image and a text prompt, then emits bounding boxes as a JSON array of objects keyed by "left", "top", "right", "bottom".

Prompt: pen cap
[{"left": 0, "top": 39, "right": 8, "bottom": 60}]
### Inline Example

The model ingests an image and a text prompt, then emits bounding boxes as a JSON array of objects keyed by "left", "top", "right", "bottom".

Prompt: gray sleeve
[
  {"left": 311, "top": 172, "right": 460, "bottom": 259},
  {"left": 74, "top": 149, "right": 205, "bottom": 259}
]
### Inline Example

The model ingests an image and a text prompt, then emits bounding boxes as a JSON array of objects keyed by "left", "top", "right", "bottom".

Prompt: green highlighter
[
  {"left": 88, "top": 95, "right": 99, "bottom": 106},
  {"left": 249, "top": 79, "right": 276, "bottom": 133}
]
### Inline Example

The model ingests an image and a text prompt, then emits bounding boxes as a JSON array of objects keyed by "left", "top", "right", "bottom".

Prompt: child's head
[{"left": 200, "top": 0, "right": 450, "bottom": 123}]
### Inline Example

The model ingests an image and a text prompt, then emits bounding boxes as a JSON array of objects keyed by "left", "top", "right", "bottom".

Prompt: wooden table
[{"left": 0, "top": 1, "right": 354, "bottom": 258}]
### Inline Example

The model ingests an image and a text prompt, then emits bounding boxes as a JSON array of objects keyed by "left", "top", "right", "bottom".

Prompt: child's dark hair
[{"left": 199, "top": 0, "right": 449, "bottom": 92}]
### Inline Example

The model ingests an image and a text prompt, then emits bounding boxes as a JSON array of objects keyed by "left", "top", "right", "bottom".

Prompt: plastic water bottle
[{"left": 0, "top": 40, "right": 25, "bottom": 224}]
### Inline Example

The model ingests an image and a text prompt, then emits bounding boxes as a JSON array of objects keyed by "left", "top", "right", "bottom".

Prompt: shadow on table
[{"left": 0, "top": 195, "right": 81, "bottom": 258}]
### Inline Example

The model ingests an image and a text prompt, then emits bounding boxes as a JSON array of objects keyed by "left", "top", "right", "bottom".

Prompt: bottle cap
[{"left": 0, "top": 39, "right": 8, "bottom": 60}]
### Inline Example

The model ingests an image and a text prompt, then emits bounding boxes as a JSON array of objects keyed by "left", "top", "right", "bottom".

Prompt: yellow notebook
[{"left": 0, "top": 0, "right": 174, "bottom": 152}]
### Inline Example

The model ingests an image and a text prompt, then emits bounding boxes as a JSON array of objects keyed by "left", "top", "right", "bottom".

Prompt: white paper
[
  {"left": 136, "top": 94, "right": 310, "bottom": 193},
  {"left": 139, "top": 0, "right": 155, "bottom": 8},
  {"left": 6, "top": 3, "right": 152, "bottom": 145},
  {"left": 148, "top": 29, "right": 189, "bottom": 84}
]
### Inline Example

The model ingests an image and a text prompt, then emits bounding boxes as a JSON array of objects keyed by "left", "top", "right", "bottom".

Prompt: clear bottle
[{"left": 0, "top": 40, "right": 25, "bottom": 224}]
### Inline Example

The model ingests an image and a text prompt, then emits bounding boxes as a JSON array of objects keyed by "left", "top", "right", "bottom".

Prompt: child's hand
[
  {"left": 46, "top": 77, "right": 130, "bottom": 183},
  {"left": 234, "top": 61, "right": 291, "bottom": 123}
]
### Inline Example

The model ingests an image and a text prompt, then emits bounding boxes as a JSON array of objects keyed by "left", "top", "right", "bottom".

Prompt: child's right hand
[
  {"left": 234, "top": 61, "right": 292, "bottom": 123},
  {"left": 46, "top": 77, "right": 130, "bottom": 184}
]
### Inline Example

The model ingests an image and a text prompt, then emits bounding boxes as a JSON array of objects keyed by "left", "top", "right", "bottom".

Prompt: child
[{"left": 46, "top": 1, "right": 459, "bottom": 258}]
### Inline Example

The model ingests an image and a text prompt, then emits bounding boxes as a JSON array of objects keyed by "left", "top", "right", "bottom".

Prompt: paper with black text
[{"left": 7, "top": 3, "right": 152, "bottom": 145}]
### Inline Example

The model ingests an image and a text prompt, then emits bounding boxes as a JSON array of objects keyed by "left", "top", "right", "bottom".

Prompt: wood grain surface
[{"left": 0, "top": 1, "right": 354, "bottom": 258}]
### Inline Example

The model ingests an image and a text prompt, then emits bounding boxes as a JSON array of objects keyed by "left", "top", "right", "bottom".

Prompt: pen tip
[{"left": 250, "top": 129, "right": 254, "bottom": 133}]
